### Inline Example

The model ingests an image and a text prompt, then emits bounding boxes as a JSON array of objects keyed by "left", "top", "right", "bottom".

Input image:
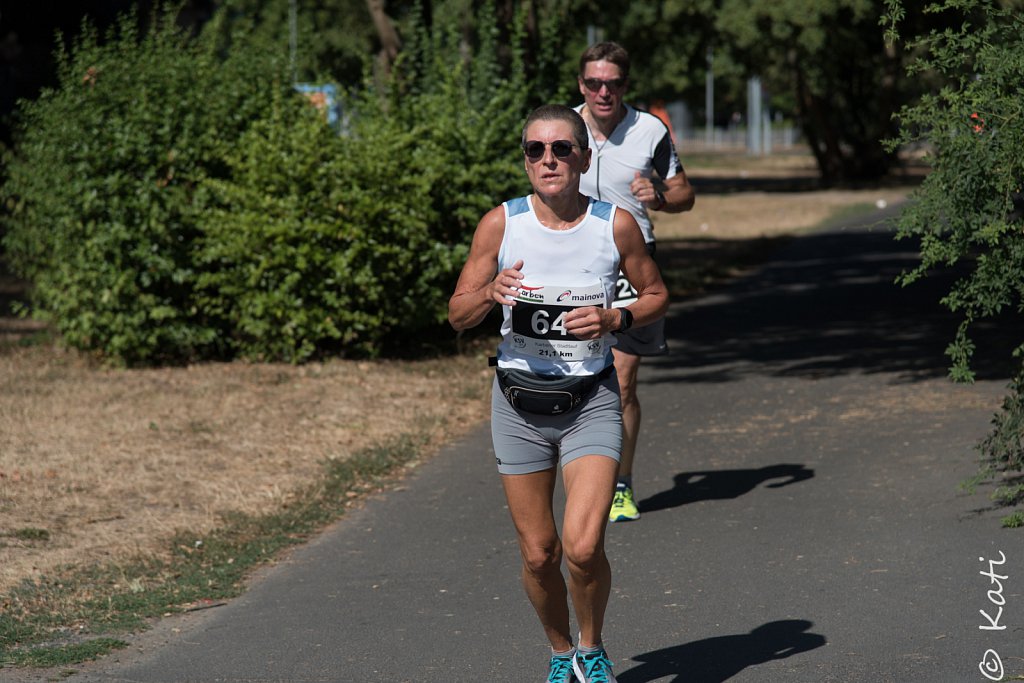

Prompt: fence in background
[
  {"left": 661, "top": 99, "right": 804, "bottom": 155},
  {"left": 674, "top": 126, "right": 803, "bottom": 155}
]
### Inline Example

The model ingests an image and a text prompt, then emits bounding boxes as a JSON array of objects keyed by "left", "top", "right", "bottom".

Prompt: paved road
[{"left": 54, "top": 207, "right": 1023, "bottom": 682}]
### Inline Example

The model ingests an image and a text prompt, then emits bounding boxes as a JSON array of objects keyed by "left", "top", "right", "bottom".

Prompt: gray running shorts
[
  {"left": 614, "top": 243, "right": 668, "bottom": 357},
  {"left": 490, "top": 372, "right": 622, "bottom": 475},
  {"left": 613, "top": 316, "right": 668, "bottom": 356}
]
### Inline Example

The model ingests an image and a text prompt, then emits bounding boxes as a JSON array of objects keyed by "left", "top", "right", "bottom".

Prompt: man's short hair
[
  {"left": 579, "top": 41, "right": 630, "bottom": 81},
  {"left": 521, "top": 104, "right": 589, "bottom": 151}
]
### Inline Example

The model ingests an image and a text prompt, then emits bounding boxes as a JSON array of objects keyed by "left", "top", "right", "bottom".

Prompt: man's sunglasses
[
  {"left": 523, "top": 140, "right": 579, "bottom": 161},
  {"left": 582, "top": 77, "right": 626, "bottom": 92}
]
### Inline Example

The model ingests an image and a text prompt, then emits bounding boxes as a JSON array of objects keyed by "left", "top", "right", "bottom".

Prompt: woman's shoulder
[
  {"left": 504, "top": 195, "right": 532, "bottom": 217},
  {"left": 587, "top": 197, "right": 615, "bottom": 222}
]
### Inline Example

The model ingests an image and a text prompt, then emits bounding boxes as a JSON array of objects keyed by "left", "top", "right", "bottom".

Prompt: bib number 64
[{"left": 532, "top": 309, "right": 567, "bottom": 336}]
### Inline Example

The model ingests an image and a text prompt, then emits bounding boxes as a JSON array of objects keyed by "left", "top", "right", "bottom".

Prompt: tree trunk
[
  {"left": 794, "top": 65, "right": 841, "bottom": 184},
  {"left": 366, "top": 0, "right": 401, "bottom": 76}
]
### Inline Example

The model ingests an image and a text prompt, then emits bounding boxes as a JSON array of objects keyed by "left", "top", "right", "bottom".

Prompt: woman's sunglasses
[
  {"left": 582, "top": 77, "right": 626, "bottom": 92},
  {"left": 523, "top": 140, "right": 578, "bottom": 161}
]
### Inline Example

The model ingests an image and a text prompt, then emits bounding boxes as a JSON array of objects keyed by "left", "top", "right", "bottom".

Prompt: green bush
[
  {"left": 386, "top": 0, "right": 533, "bottom": 237},
  {"left": 1, "top": 1, "right": 547, "bottom": 364},
  {"left": 884, "top": 0, "right": 1024, "bottom": 524},
  {"left": 192, "top": 2, "right": 531, "bottom": 361},
  {"left": 0, "top": 7, "right": 293, "bottom": 364},
  {"left": 195, "top": 94, "right": 461, "bottom": 361}
]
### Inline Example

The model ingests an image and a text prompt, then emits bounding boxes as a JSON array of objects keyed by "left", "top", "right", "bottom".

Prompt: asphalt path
[{"left": 54, "top": 205, "right": 1023, "bottom": 682}]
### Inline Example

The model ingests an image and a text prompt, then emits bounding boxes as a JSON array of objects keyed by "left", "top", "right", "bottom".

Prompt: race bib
[
  {"left": 612, "top": 271, "right": 638, "bottom": 309},
  {"left": 509, "top": 281, "right": 608, "bottom": 361}
]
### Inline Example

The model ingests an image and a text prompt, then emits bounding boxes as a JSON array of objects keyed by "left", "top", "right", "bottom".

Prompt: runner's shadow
[
  {"left": 617, "top": 619, "right": 827, "bottom": 683},
  {"left": 638, "top": 464, "right": 813, "bottom": 513}
]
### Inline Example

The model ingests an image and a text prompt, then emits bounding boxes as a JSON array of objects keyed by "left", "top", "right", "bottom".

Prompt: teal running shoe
[
  {"left": 573, "top": 648, "right": 617, "bottom": 683},
  {"left": 546, "top": 651, "right": 577, "bottom": 683}
]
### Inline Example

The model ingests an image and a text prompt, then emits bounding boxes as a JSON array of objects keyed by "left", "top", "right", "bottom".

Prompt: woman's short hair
[{"left": 521, "top": 104, "right": 589, "bottom": 151}]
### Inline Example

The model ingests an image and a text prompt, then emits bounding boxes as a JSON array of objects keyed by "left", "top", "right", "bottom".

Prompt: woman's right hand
[{"left": 491, "top": 259, "right": 525, "bottom": 306}]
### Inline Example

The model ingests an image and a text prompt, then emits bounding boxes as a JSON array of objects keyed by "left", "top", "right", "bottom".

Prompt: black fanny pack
[{"left": 495, "top": 364, "right": 613, "bottom": 416}]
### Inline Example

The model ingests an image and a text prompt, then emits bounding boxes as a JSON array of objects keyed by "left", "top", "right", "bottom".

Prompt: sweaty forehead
[
  {"left": 582, "top": 59, "right": 624, "bottom": 80},
  {"left": 525, "top": 119, "right": 574, "bottom": 141}
]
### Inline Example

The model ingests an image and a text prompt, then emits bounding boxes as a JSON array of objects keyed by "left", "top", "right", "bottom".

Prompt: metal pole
[
  {"left": 747, "top": 76, "right": 762, "bottom": 155},
  {"left": 705, "top": 47, "right": 714, "bottom": 147}
]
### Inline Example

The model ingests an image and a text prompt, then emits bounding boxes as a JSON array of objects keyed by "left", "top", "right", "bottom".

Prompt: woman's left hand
[{"left": 563, "top": 306, "right": 615, "bottom": 340}]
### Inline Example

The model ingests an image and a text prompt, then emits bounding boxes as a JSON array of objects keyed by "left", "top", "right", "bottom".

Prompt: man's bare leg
[{"left": 612, "top": 347, "right": 641, "bottom": 483}]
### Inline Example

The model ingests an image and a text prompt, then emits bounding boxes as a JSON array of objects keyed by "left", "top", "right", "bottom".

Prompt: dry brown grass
[
  {"left": 0, "top": 155, "right": 917, "bottom": 595},
  {"left": 0, "top": 347, "right": 492, "bottom": 593},
  {"left": 655, "top": 187, "right": 911, "bottom": 241}
]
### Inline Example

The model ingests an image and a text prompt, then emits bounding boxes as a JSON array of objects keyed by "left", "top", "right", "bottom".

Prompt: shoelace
[
  {"left": 547, "top": 655, "right": 575, "bottom": 682},
  {"left": 578, "top": 651, "right": 615, "bottom": 683}
]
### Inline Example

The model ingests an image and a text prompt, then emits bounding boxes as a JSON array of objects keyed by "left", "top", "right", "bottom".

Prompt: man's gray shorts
[
  {"left": 490, "top": 372, "right": 622, "bottom": 475},
  {"left": 613, "top": 316, "right": 668, "bottom": 356},
  {"left": 613, "top": 243, "right": 668, "bottom": 357}
]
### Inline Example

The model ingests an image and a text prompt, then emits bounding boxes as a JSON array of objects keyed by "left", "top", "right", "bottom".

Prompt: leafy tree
[
  {"left": 207, "top": 0, "right": 382, "bottom": 84},
  {"left": 560, "top": 1, "right": 923, "bottom": 181},
  {"left": 884, "top": 0, "right": 1024, "bottom": 526},
  {"left": 193, "top": 0, "right": 535, "bottom": 361},
  {"left": 713, "top": 0, "right": 912, "bottom": 182},
  {"left": 208, "top": 0, "right": 576, "bottom": 99}
]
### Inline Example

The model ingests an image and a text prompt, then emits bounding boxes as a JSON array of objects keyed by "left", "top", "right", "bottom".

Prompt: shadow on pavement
[
  {"left": 638, "top": 464, "right": 814, "bottom": 514},
  {"left": 617, "top": 619, "right": 827, "bottom": 683},
  {"left": 652, "top": 225, "right": 1024, "bottom": 384}
]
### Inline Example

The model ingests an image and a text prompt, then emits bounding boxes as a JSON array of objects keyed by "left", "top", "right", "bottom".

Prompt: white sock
[{"left": 552, "top": 644, "right": 576, "bottom": 658}]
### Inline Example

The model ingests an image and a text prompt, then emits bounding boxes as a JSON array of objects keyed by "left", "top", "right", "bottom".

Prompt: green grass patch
[
  {"left": 3, "top": 638, "right": 127, "bottom": 668},
  {"left": 1002, "top": 511, "right": 1024, "bottom": 528},
  {"left": 0, "top": 430, "right": 430, "bottom": 670},
  {"left": 817, "top": 202, "right": 886, "bottom": 228}
]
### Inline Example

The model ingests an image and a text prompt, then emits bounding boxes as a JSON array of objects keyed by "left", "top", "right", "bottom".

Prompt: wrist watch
[
  {"left": 653, "top": 189, "right": 666, "bottom": 211},
  {"left": 618, "top": 308, "right": 634, "bottom": 332}
]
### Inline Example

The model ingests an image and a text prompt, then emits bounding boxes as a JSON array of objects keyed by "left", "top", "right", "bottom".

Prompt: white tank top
[
  {"left": 496, "top": 195, "right": 620, "bottom": 377},
  {"left": 574, "top": 103, "right": 681, "bottom": 245}
]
